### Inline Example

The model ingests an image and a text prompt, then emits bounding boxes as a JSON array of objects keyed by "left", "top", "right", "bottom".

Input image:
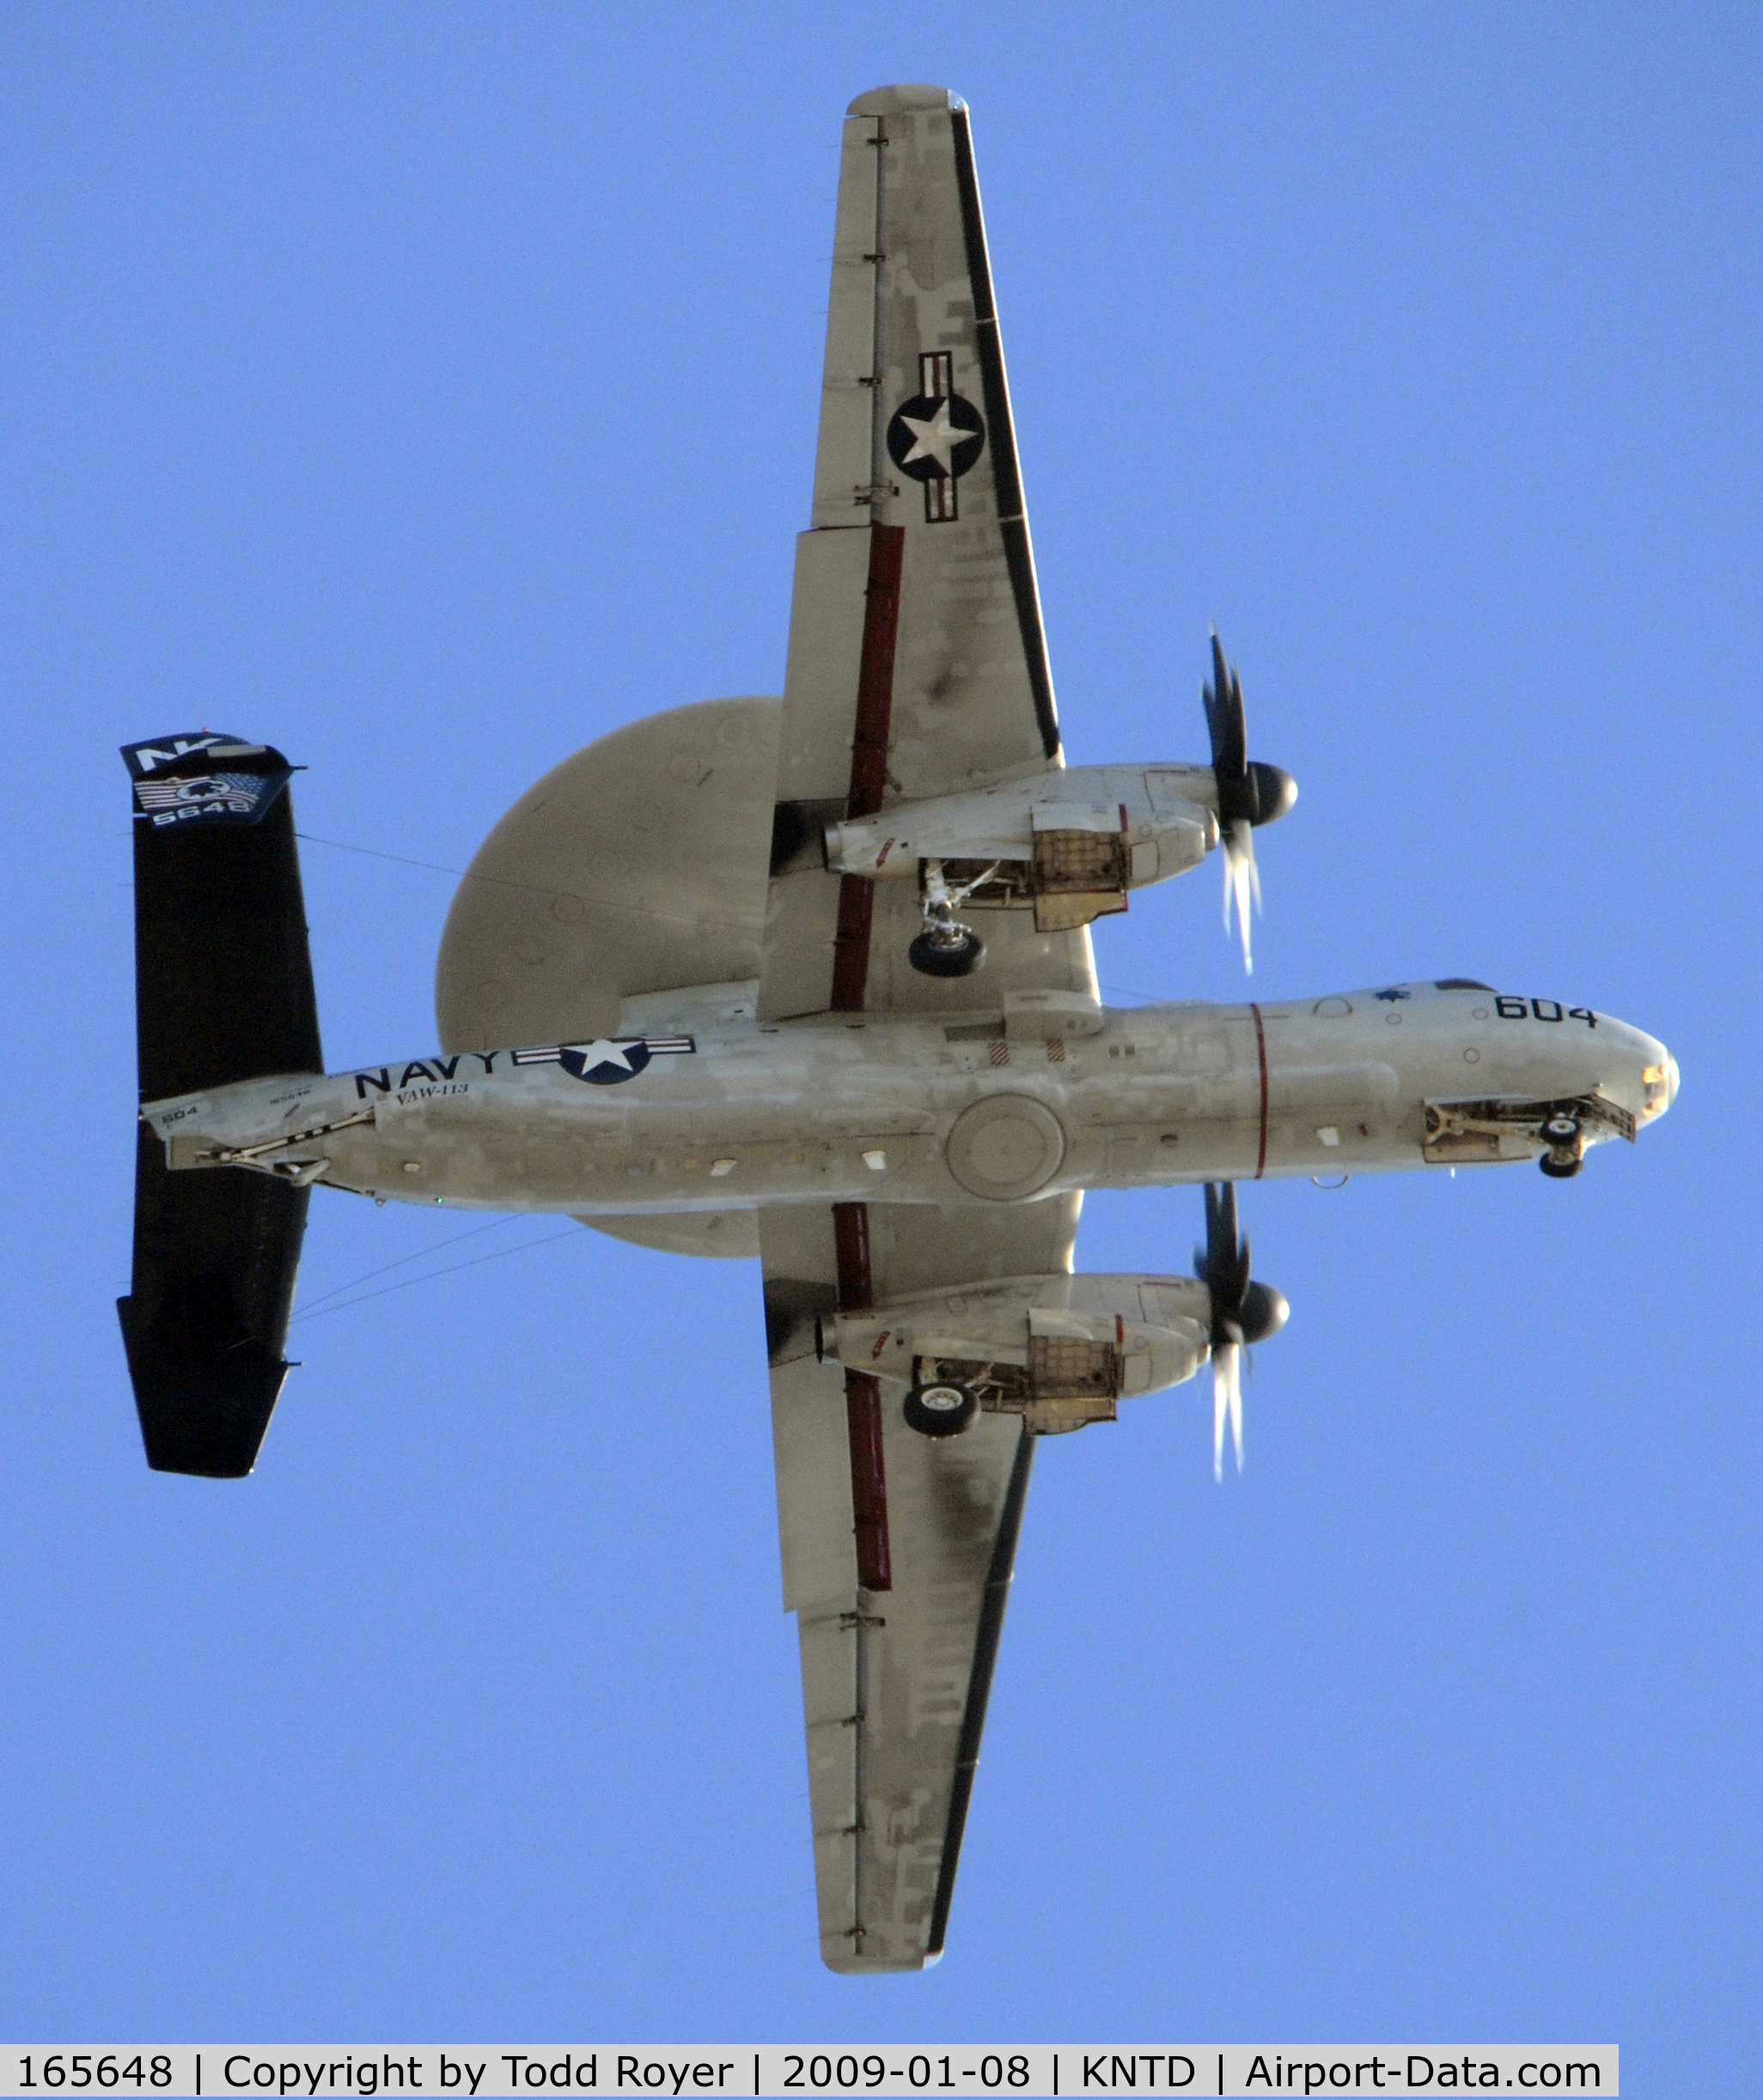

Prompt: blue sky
[{"left": 2, "top": 2, "right": 1756, "bottom": 2079}]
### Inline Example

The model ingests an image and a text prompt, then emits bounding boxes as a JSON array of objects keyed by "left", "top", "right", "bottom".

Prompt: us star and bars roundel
[
  {"left": 885, "top": 352, "right": 985, "bottom": 522},
  {"left": 559, "top": 1040, "right": 653, "bottom": 1084},
  {"left": 886, "top": 393, "right": 985, "bottom": 481},
  {"left": 507, "top": 1035, "right": 696, "bottom": 1084}
]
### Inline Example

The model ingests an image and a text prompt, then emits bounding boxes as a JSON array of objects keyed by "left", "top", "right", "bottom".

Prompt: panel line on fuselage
[{"left": 1251, "top": 999, "right": 1269, "bottom": 1179}]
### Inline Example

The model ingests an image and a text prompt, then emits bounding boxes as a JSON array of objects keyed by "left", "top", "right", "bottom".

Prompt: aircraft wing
[
  {"left": 760, "top": 1191, "right": 1080, "bottom": 1971},
  {"left": 761, "top": 84, "right": 1096, "bottom": 1021}
]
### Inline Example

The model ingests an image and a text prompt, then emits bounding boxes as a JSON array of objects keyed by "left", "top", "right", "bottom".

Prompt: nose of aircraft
[{"left": 1635, "top": 1033, "right": 1679, "bottom": 1125}]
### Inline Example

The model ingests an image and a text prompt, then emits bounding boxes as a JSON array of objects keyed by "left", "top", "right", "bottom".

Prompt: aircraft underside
[{"left": 113, "top": 83, "right": 1676, "bottom": 1974}]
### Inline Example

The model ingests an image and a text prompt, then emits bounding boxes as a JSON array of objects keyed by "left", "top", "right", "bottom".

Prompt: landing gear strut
[{"left": 907, "top": 858, "right": 991, "bottom": 979}]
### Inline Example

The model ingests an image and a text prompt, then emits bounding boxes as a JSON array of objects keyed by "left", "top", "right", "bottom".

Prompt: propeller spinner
[
  {"left": 1203, "top": 632, "right": 1296, "bottom": 972},
  {"left": 1194, "top": 1181, "right": 1289, "bottom": 1480}
]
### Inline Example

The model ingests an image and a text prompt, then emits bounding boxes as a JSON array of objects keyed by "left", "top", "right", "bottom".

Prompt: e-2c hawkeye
[{"left": 115, "top": 85, "right": 1676, "bottom": 1975}]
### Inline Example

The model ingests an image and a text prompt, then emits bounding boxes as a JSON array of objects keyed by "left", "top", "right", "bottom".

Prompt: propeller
[
  {"left": 1203, "top": 632, "right": 1296, "bottom": 973},
  {"left": 1193, "top": 1181, "right": 1289, "bottom": 1480}
]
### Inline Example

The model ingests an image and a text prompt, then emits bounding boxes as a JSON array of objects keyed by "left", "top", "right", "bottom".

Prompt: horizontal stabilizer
[{"left": 118, "top": 732, "right": 323, "bottom": 1475}]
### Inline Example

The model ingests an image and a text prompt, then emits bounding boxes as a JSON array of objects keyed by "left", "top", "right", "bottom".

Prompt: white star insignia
[
  {"left": 898, "top": 400, "right": 973, "bottom": 475},
  {"left": 571, "top": 1039, "right": 641, "bottom": 1072}
]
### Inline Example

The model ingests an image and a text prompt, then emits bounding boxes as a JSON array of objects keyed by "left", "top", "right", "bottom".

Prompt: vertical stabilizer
[{"left": 116, "top": 734, "right": 323, "bottom": 1476}]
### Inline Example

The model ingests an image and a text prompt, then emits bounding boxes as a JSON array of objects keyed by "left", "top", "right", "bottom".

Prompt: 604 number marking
[{"left": 1496, "top": 998, "right": 1596, "bottom": 1027}]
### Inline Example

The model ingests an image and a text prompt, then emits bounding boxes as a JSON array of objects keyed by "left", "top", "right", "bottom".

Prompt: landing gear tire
[
  {"left": 904, "top": 1383, "right": 979, "bottom": 1438},
  {"left": 909, "top": 927, "right": 987, "bottom": 979},
  {"left": 1539, "top": 1110, "right": 1583, "bottom": 1178}
]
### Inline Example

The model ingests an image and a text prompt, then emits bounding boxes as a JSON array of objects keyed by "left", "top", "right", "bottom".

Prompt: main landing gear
[
  {"left": 907, "top": 859, "right": 991, "bottom": 979},
  {"left": 903, "top": 1382, "right": 979, "bottom": 1437},
  {"left": 1539, "top": 1112, "right": 1583, "bottom": 1179},
  {"left": 909, "top": 925, "right": 986, "bottom": 977}
]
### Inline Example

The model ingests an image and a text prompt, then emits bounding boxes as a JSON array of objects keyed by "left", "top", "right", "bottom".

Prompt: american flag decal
[{"left": 132, "top": 772, "right": 267, "bottom": 818}]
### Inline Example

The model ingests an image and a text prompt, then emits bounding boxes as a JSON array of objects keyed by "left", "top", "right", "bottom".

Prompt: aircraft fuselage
[{"left": 143, "top": 981, "right": 1675, "bottom": 1216}]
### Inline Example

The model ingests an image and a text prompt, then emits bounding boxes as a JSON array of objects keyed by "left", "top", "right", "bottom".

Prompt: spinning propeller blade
[
  {"left": 1211, "top": 1340, "right": 1243, "bottom": 1482},
  {"left": 1193, "top": 1181, "right": 1288, "bottom": 1480},
  {"left": 1202, "top": 632, "right": 1296, "bottom": 974}
]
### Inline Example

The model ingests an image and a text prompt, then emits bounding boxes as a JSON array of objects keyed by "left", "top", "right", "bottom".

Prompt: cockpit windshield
[{"left": 1434, "top": 979, "right": 1493, "bottom": 992}]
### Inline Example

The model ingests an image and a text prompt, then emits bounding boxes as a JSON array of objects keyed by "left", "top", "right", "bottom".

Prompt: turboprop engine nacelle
[
  {"left": 819, "top": 1272, "right": 1214, "bottom": 1436},
  {"left": 823, "top": 765, "right": 1219, "bottom": 934}
]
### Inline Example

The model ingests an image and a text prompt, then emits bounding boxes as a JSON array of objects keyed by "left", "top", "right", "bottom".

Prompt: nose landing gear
[{"left": 1539, "top": 1112, "right": 1583, "bottom": 1178}]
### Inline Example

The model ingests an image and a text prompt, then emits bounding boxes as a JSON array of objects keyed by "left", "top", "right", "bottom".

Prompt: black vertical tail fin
[{"left": 116, "top": 734, "right": 324, "bottom": 1477}]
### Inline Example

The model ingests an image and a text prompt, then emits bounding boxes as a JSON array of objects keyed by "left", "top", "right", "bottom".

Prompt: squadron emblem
[{"left": 120, "top": 730, "right": 295, "bottom": 827}]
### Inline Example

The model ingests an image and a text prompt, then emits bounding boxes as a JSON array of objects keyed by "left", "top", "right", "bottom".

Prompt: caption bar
[{"left": 0, "top": 2050, "right": 1617, "bottom": 2098}]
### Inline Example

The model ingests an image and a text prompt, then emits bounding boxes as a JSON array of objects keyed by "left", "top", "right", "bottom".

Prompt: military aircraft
[{"left": 115, "top": 85, "right": 1677, "bottom": 1975}]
